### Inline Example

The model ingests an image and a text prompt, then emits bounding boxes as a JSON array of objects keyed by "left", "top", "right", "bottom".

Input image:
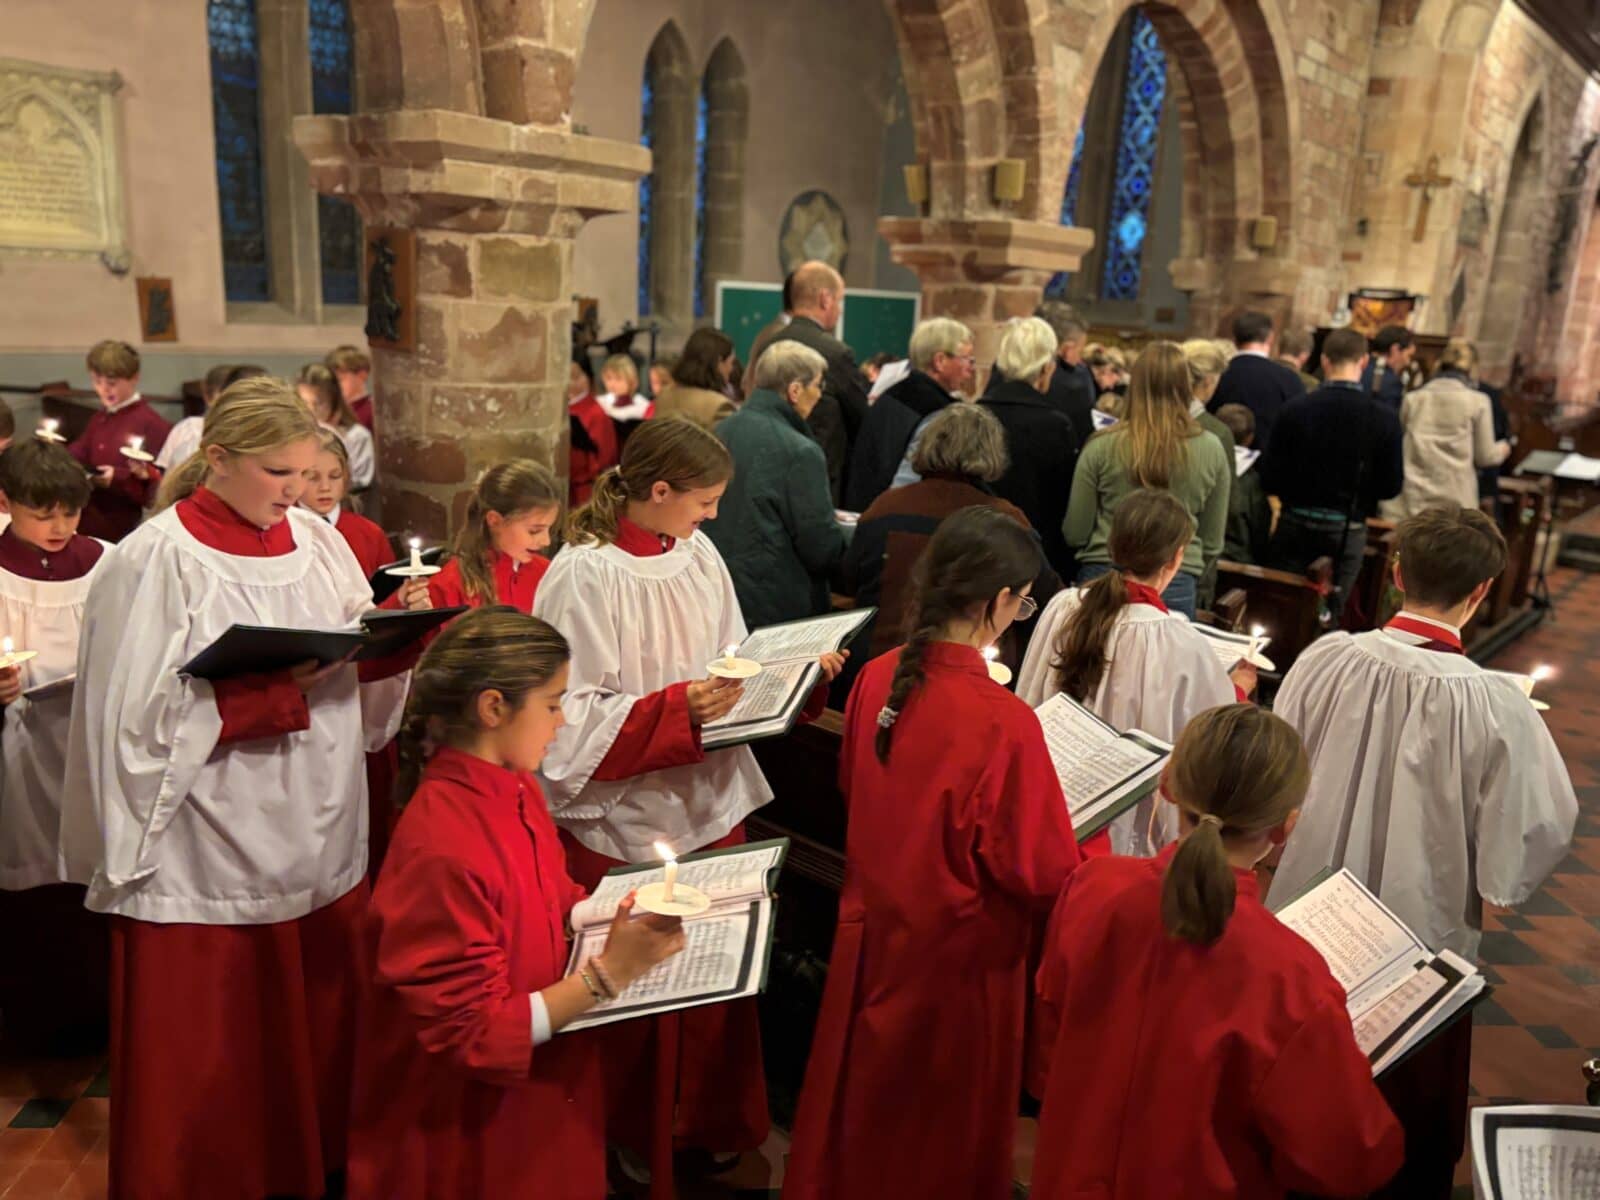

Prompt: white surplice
[
  {"left": 58, "top": 506, "right": 408, "bottom": 924},
  {"left": 0, "top": 550, "right": 106, "bottom": 890},
  {"left": 1017, "top": 588, "right": 1236, "bottom": 856},
  {"left": 533, "top": 532, "right": 773, "bottom": 863},
  {"left": 1267, "top": 626, "right": 1576, "bottom": 959},
  {"left": 155, "top": 415, "right": 205, "bottom": 472},
  {"left": 331, "top": 421, "right": 375, "bottom": 490}
]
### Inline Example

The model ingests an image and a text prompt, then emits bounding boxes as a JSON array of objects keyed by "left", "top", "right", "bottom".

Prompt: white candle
[
  {"left": 1249, "top": 624, "right": 1265, "bottom": 660},
  {"left": 408, "top": 537, "right": 423, "bottom": 572},
  {"left": 722, "top": 643, "right": 738, "bottom": 671},
  {"left": 1529, "top": 663, "right": 1553, "bottom": 699},
  {"left": 3, "top": 637, "right": 12, "bottom": 658},
  {"left": 42, "top": 419, "right": 58, "bottom": 439},
  {"left": 128, "top": 435, "right": 143, "bottom": 454},
  {"left": 654, "top": 840, "right": 678, "bottom": 902}
]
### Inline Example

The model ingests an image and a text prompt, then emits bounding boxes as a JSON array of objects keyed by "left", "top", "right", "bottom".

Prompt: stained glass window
[
  {"left": 1045, "top": 127, "right": 1087, "bottom": 298},
  {"left": 638, "top": 74, "right": 654, "bottom": 316},
  {"left": 693, "top": 86, "right": 709, "bottom": 319},
  {"left": 1101, "top": 10, "right": 1166, "bottom": 301},
  {"left": 208, "top": 0, "right": 270, "bottom": 302},
  {"left": 310, "top": 0, "right": 361, "bottom": 305}
]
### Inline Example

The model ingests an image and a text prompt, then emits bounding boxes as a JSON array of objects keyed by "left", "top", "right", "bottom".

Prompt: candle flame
[
  {"left": 409, "top": 537, "right": 421, "bottom": 550},
  {"left": 2, "top": 637, "right": 12, "bottom": 655},
  {"left": 723, "top": 644, "right": 738, "bottom": 658},
  {"left": 982, "top": 645, "right": 999, "bottom": 661},
  {"left": 128, "top": 435, "right": 143, "bottom": 452},
  {"left": 1251, "top": 624, "right": 1265, "bottom": 638},
  {"left": 1531, "top": 664, "right": 1553, "bottom": 683},
  {"left": 43, "top": 419, "right": 57, "bottom": 432},
  {"left": 653, "top": 840, "right": 676, "bottom": 864}
]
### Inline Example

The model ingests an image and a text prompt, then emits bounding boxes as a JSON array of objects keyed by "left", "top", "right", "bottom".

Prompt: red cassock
[
  {"left": 783, "top": 642, "right": 1083, "bottom": 1200},
  {"left": 67, "top": 398, "right": 171, "bottom": 542},
  {"left": 332, "top": 508, "right": 394, "bottom": 577},
  {"left": 1028, "top": 848, "right": 1404, "bottom": 1200},
  {"left": 570, "top": 393, "right": 620, "bottom": 508},
  {"left": 348, "top": 747, "right": 604, "bottom": 1199},
  {"left": 350, "top": 393, "right": 375, "bottom": 431},
  {"left": 427, "top": 550, "right": 548, "bottom": 613}
]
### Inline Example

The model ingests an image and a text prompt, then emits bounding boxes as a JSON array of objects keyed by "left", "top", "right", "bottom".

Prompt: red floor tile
[{"left": 2, "top": 1159, "right": 74, "bottom": 1199}]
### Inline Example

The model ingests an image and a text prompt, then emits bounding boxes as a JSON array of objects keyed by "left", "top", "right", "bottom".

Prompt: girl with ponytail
[
  {"left": 534, "top": 415, "right": 844, "bottom": 1169},
  {"left": 1030, "top": 704, "right": 1403, "bottom": 1199},
  {"left": 348, "top": 608, "right": 683, "bottom": 1199},
  {"left": 59, "top": 375, "right": 419, "bottom": 1198},
  {"left": 1017, "top": 488, "right": 1250, "bottom": 858},
  {"left": 785, "top": 505, "right": 1083, "bottom": 1200}
]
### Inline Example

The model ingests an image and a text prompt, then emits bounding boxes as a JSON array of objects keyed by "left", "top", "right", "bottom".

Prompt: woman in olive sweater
[{"left": 1063, "top": 341, "right": 1229, "bottom": 618}]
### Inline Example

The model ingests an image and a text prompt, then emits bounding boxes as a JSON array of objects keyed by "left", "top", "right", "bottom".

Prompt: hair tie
[
  {"left": 876, "top": 706, "right": 899, "bottom": 730},
  {"left": 1198, "top": 813, "right": 1224, "bottom": 829}
]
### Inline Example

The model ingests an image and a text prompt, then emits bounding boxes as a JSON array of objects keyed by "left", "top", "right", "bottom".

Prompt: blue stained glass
[
  {"left": 1101, "top": 10, "right": 1166, "bottom": 301},
  {"left": 208, "top": 0, "right": 270, "bottom": 302},
  {"left": 638, "top": 74, "right": 654, "bottom": 316},
  {"left": 1045, "top": 127, "right": 1087, "bottom": 298},
  {"left": 693, "top": 87, "right": 708, "bottom": 319},
  {"left": 310, "top": 0, "right": 360, "bottom": 305}
]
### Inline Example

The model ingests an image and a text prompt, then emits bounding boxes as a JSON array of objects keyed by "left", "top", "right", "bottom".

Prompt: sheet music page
[
  {"left": 1473, "top": 1107, "right": 1600, "bottom": 1200},
  {"left": 1235, "top": 446, "right": 1261, "bottom": 478},
  {"left": 1092, "top": 409, "right": 1119, "bottom": 430},
  {"left": 571, "top": 842, "right": 785, "bottom": 929},
  {"left": 1352, "top": 964, "right": 1446, "bottom": 1057},
  {"left": 1035, "top": 695, "right": 1160, "bottom": 818},
  {"left": 1554, "top": 452, "right": 1600, "bottom": 483},
  {"left": 1275, "top": 872, "right": 1429, "bottom": 1010},
  {"left": 1191, "top": 623, "right": 1263, "bottom": 669},
  {"left": 738, "top": 611, "right": 866, "bottom": 662},
  {"left": 703, "top": 661, "right": 811, "bottom": 728}
]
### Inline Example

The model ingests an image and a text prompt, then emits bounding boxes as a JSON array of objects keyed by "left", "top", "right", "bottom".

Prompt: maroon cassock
[
  {"left": 348, "top": 747, "right": 604, "bottom": 1199},
  {"left": 1028, "top": 848, "right": 1404, "bottom": 1199},
  {"left": 67, "top": 396, "right": 171, "bottom": 542},
  {"left": 782, "top": 642, "right": 1083, "bottom": 1200}
]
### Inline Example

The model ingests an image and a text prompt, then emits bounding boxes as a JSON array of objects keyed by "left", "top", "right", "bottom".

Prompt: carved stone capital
[
  {"left": 293, "top": 108, "right": 649, "bottom": 236},
  {"left": 877, "top": 217, "right": 1096, "bottom": 283}
]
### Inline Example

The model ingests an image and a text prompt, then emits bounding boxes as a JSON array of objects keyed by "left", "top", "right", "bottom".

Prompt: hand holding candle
[
  {"left": 409, "top": 537, "right": 424, "bottom": 572},
  {"left": 120, "top": 434, "right": 154, "bottom": 462},
  {"left": 634, "top": 840, "right": 710, "bottom": 915},
  {"left": 384, "top": 536, "right": 441, "bottom": 579},
  {"left": 0, "top": 636, "right": 37, "bottom": 672},
  {"left": 707, "top": 641, "right": 761, "bottom": 680}
]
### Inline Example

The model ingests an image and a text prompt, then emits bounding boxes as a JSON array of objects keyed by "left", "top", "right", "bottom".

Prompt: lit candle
[
  {"left": 654, "top": 840, "right": 678, "bottom": 902},
  {"left": 1249, "top": 624, "right": 1265, "bottom": 661},
  {"left": 1529, "top": 663, "right": 1553, "bottom": 699},
  {"left": 128, "top": 435, "right": 143, "bottom": 454},
  {"left": 37, "top": 418, "right": 62, "bottom": 443},
  {"left": 408, "top": 537, "right": 423, "bottom": 572},
  {"left": 982, "top": 645, "right": 1012, "bottom": 686},
  {"left": 722, "top": 643, "right": 738, "bottom": 672},
  {"left": 3, "top": 637, "right": 12, "bottom": 658}
]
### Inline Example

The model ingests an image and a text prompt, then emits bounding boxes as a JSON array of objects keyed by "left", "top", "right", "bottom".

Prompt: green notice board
[{"left": 715, "top": 282, "right": 920, "bottom": 366}]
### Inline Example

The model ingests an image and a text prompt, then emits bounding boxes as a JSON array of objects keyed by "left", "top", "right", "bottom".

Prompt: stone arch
[
  {"left": 1557, "top": 187, "right": 1600, "bottom": 408},
  {"left": 640, "top": 21, "right": 696, "bottom": 330},
  {"left": 350, "top": 0, "right": 483, "bottom": 114},
  {"left": 698, "top": 38, "right": 748, "bottom": 320},
  {"left": 1477, "top": 95, "right": 1546, "bottom": 384}
]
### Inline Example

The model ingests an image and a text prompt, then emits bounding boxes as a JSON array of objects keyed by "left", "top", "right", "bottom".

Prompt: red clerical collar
[
  {"left": 1123, "top": 580, "right": 1169, "bottom": 612},
  {"left": 0, "top": 528, "right": 104, "bottom": 581},
  {"left": 614, "top": 516, "right": 675, "bottom": 557},
  {"left": 1384, "top": 613, "right": 1464, "bottom": 655},
  {"left": 177, "top": 486, "right": 297, "bottom": 557}
]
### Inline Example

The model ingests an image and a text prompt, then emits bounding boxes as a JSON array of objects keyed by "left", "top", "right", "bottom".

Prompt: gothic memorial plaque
[{"left": 0, "top": 58, "right": 129, "bottom": 270}]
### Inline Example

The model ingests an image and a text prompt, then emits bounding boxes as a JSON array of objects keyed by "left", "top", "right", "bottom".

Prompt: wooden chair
[{"left": 1214, "top": 556, "right": 1333, "bottom": 675}]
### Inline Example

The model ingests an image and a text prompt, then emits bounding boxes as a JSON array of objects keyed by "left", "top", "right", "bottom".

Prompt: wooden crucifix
[{"left": 1404, "top": 155, "right": 1455, "bottom": 242}]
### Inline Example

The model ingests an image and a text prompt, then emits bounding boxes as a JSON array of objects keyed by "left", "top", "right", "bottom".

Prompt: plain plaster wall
[{"left": 571, "top": 0, "right": 907, "bottom": 337}]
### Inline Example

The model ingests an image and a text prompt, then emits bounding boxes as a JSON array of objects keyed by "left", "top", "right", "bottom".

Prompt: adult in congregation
[
  {"left": 1362, "top": 324, "right": 1416, "bottom": 411},
  {"left": 742, "top": 270, "right": 796, "bottom": 399},
  {"left": 1064, "top": 341, "right": 1230, "bottom": 618},
  {"left": 1386, "top": 338, "right": 1510, "bottom": 519},
  {"left": 1034, "top": 300, "right": 1097, "bottom": 450},
  {"left": 838, "top": 403, "right": 1058, "bottom": 695},
  {"left": 1178, "top": 339, "right": 1238, "bottom": 608},
  {"left": 768, "top": 261, "right": 872, "bottom": 504},
  {"left": 652, "top": 328, "right": 738, "bottom": 432},
  {"left": 980, "top": 317, "right": 1081, "bottom": 578},
  {"left": 1206, "top": 309, "right": 1306, "bottom": 451},
  {"left": 1260, "top": 327, "right": 1403, "bottom": 613},
  {"left": 704, "top": 342, "right": 848, "bottom": 629},
  {"left": 844, "top": 317, "right": 974, "bottom": 512},
  {"left": 1276, "top": 326, "right": 1321, "bottom": 392}
]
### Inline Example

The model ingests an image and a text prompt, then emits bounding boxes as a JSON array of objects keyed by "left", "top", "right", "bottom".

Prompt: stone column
[
  {"left": 294, "top": 109, "right": 647, "bottom": 538},
  {"left": 877, "top": 217, "right": 1097, "bottom": 368}
]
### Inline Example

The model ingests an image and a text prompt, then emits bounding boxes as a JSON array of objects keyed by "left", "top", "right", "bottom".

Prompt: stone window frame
[
  {"left": 697, "top": 38, "right": 748, "bottom": 325},
  {"left": 218, "top": 0, "right": 364, "bottom": 327}
]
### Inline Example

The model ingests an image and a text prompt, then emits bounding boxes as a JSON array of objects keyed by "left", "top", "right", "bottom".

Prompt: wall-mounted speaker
[
  {"left": 993, "top": 158, "right": 1027, "bottom": 203},
  {"left": 903, "top": 164, "right": 929, "bottom": 207},
  {"left": 1250, "top": 216, "right": 1278, "bottom": 250}
]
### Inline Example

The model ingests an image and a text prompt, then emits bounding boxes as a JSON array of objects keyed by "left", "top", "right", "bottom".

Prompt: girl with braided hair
[
  {"left": 348, "top": 608, "right": 684, "bottom": 1199},
  {"left": 1029, "top": 705, "right": 1402, "bottom": 1199},
  {"left": 784, "top": 505, "right": 1082, "bottom": 1200}
]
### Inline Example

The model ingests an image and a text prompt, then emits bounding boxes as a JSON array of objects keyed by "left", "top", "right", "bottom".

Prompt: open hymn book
[
  {"left": 700, "top": 609, "right": 875, "bottom": 751},
  {"left": 1190, "top": 621, "right": 1271, "bottom": 671},
  {"left": 559, "top": 839, "right": 788, "bottom": 1033},
  {"left": 1033, "top": 694, "right": 1171, "bottom": 842},
  {"left": 1471, "top": 1106, "right": 1600, "bottom": 1200},
  {"left": 1273, "top": 870, "right": 1485, "bottom": 1077}
]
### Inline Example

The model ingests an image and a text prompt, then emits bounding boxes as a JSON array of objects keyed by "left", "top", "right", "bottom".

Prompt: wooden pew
[
  {"left": 1342, "top": 519, "right": 1399, "bottom": 633},
  {"left": 1463, "top": 474, "right": 1552, "bottom": 655},
  {"left": 1213, "top": 556, "right": 1333, "bottom": 675}
]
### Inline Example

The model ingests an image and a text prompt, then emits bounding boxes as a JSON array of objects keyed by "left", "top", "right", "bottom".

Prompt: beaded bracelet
[
  {"left": 578, "top": 968, "right": 605, "bottom": 1003},
  {"left": 590, "top": 957, "right": 620, "bottom": 1000}
]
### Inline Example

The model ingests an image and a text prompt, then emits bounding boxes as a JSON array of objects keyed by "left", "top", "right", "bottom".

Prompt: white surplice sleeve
[
  {"left": 58, "top": 538, "right": 223, "bottom": 892},
  {"left": 340, "top": 423, "right": 376, "bottom": 490},
  {"left": 534, "top": 551, "right": 643, "bottom": 817},
  {"left": 1016, "top": 589, "right": 1080, "bottom": 707},
  {"left": 1474, "top": 688, "right": 1577, "bottom": 908}
]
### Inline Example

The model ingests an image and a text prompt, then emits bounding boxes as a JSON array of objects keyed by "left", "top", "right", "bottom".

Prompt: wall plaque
[{"left": 0, "top": 58, "right": 129, "bottom": 271}]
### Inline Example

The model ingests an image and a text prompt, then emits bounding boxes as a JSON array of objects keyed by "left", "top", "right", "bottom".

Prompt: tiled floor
[{"left": 3, "top": 568, "right": 1598, "bottom": 1199}]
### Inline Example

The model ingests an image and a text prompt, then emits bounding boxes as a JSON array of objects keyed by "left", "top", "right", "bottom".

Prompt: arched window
[
  {"left": 638, "top": 24, "right": 695, "bottom": 325},
  {"left": 1101, "top": 10, "right": 1167, "bottom": 301},
  {"left": 208, "top": 0, "right": 270, "bottom": 302},
  {"left": 1044, "top": 128, "right": 1087, "bottom": 298},
  {"left": 697, "top": 40, "right": 748, "bottom": 322},
  {"left": 310, "top": 0, "right": 361, "bottom": 305},
  {"left": 694, "top": 85, "right": 709, "bottom": 318}
]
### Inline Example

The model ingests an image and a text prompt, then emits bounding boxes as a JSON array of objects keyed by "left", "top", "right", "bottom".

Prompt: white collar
[
  {"left": 320, "top": 504, "right": 341, "bottom": 525},
  {"left": 1189, "top": 399, "right": 1206, "bottom": 419},
  {"left": 105, "top": 391, "right": 143, "bottom": 415},
  {"left": 1236, "top": 348, "right": 1269, "bottom": 359}
]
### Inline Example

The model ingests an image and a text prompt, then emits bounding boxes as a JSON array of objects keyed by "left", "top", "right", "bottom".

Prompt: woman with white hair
[
  {"left": 979, "top": 316, "right": 1082, "bottom": 577},
  {"left": 843, "top": 317, "right": 975, "bottom": 511}
]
